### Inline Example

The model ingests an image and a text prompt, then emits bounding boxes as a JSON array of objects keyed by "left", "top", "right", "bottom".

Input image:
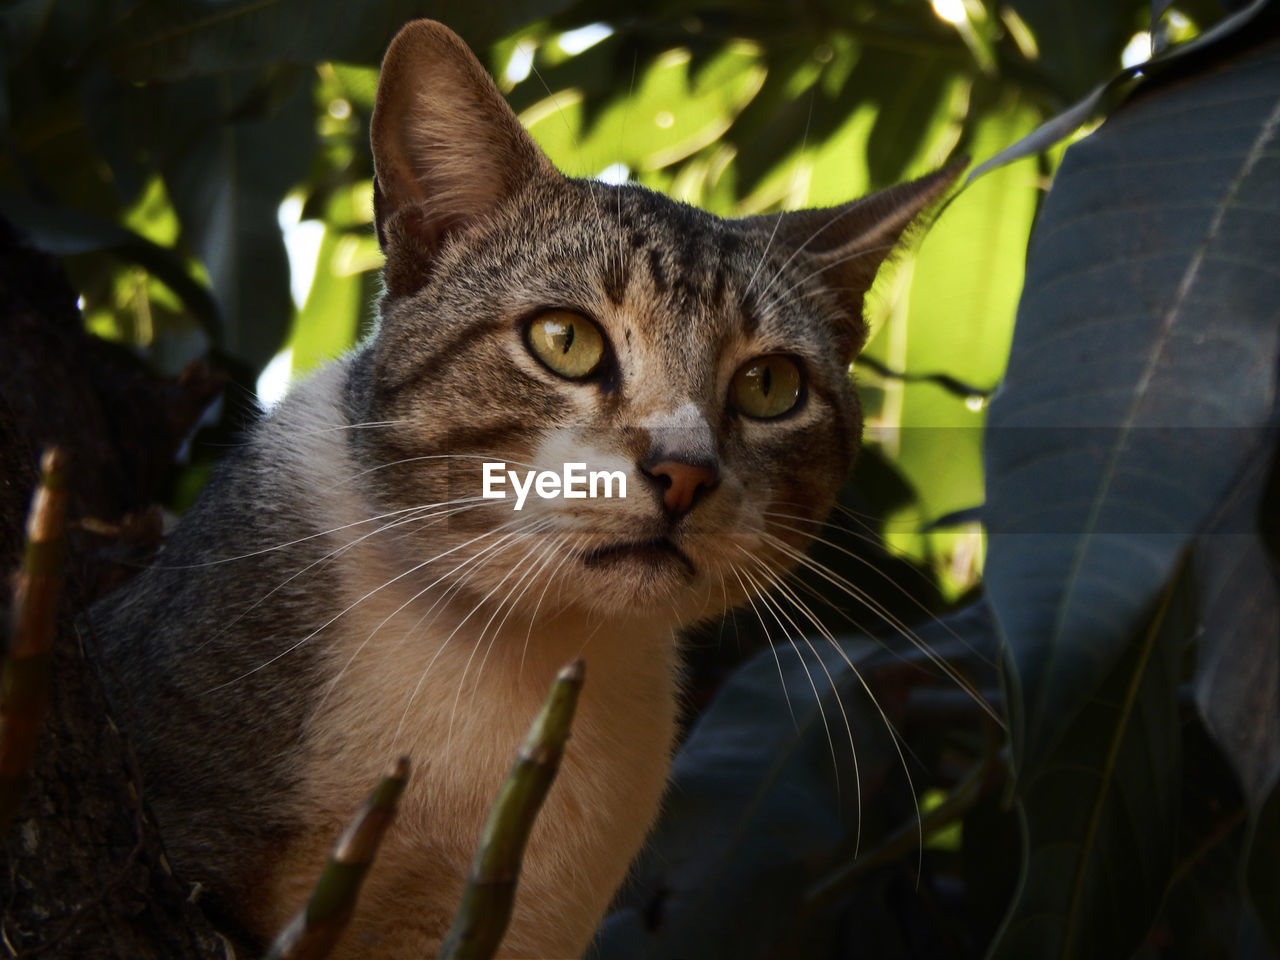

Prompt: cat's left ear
[
  {"left": 742, "top": 163, "right": 964, "bottom": 357},
  {"left": 370, "top": 19, "right": 561, "bottom": 297}
]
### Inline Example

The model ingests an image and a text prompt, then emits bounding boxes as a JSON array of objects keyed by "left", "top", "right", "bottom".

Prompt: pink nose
[{"left": 646, "top": 460, "right": 719, "bottom": 515}]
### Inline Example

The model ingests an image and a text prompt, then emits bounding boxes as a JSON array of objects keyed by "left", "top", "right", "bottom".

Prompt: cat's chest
[
  {"left": 283, "top": 582, "right": 680, "bottom": 955},
  {"left": 297, "top": 554, "right": 681, "bottom": 826}
]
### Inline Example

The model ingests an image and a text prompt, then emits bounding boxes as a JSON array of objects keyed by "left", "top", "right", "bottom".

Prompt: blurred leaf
[
  {"left": 868, "top": 97, "right": 1039, "bottom": 551},
  {"left": 969, "top": 0, "right": 1279, "bottom": 184},
  {"left": 1194, "top": 448, "right": 1280, "bottom": 811},
  {"left": 160, "top": 70, "right": 313, "bottom": 369},
  {"left": 1003, "top": 0, "right": 1144, "bottom": 101},
  {"left": 594, "top": 604, "right": 999, "bottom": 960},
  {"left": 523, "top": 41, "right": 764, "bottom": 187},
  {"left": 852, "top": 46, "right": 955, "bottom": 188},
  {"left": 286, "top": 221, "right": 381, "bottom": 378},
  {"left": 984, "top": 36, "right": 1280, "bottom": 778},
  {"left": 103, "top": 0, "right": 584, "bottom": 79},
  {"left": 0, "top": 189, "right": 220, "bottom": 337},
  {"left": 1151, "top": 0, "right": 1177, "bottom": 33},
  {"left": 1244, "top": 785, "right": 1280, "bottom": 955},
  {"left": 1139, "top": 710, "right": 1250, "bottom": 960}
]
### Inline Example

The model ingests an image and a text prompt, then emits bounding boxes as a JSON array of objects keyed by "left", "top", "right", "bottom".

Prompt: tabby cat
[{"left": 93, "top": 19, "right": 958, "bottom": 959}]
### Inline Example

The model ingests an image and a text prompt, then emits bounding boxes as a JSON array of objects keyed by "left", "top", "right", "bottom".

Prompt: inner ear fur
[
  {"left": 741, "top": 162, "right": 965, "bottom": 356},
  {"left": 371, "top": 19, "right": 560, "bottom": 296}
]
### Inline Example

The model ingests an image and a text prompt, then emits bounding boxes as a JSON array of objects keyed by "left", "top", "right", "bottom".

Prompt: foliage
[{"left": 3, "top": 1, "right": 1279, "bottom": 959}]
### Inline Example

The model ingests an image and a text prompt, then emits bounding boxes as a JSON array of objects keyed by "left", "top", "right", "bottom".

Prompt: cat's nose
[{"left": 642, "top": 457, "right": 720, "bottom": 516}]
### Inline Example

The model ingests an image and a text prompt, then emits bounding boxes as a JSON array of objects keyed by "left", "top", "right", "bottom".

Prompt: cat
[{"left": 91, "top": 18, "right": 959, "bottom": 960}]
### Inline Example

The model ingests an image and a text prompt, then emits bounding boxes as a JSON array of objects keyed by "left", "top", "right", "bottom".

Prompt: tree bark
[{"left": 0, "top": 215, "right": 231, "bottom": 958}]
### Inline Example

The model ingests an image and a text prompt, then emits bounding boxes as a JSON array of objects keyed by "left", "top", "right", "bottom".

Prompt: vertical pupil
[
  {"left": 761, "top": 364, "right": 772, "bottom": 397},
  {"left": 561, "top": 321, "right": 575, "bottom": 354}
]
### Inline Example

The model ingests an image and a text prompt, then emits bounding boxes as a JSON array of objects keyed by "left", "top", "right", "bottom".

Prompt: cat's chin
[{"left": 579, "top": 537, "right": 695, "bottom": 579}]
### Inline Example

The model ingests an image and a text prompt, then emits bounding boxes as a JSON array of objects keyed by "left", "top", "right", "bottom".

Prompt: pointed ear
[
  {"left": 741, "top": 162, "right": 965, "bottom": 356},
  {"left": 371, "top": 20, "right": 560, "bottom": 297}
]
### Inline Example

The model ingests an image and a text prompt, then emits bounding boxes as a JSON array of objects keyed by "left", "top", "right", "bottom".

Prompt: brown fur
[{"left": 93, "top": 19, "right": 959, "bottom": 959}]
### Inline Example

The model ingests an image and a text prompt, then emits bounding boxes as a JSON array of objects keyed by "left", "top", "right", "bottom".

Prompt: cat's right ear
[{"left": 371, "top": 20, "right": 560, "bottom": 298}]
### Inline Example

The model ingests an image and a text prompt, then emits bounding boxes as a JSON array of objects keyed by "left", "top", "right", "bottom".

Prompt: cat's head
[{"left": 354, "top": 20, "right": 956, "bottom": 626}]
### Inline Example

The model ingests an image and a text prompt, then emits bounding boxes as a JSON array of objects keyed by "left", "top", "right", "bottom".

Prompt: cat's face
[{"left": 355, "top": 20, "right": 954, "bottom": 626}]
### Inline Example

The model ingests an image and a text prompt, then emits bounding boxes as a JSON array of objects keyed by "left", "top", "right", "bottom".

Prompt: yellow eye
[
  {"left": 732, "top": 355, "right": 803, "bottom": 419},
  {"left": 526, "top": 311, "right": 605, "bottom": 380}
]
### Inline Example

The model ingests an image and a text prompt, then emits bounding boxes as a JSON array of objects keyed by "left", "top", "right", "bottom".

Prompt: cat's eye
[
  {"left": 526, "top": 311, "right": 606, "bottom": 380},
  {"left": 732, "top": 355, "right": 803, "bottom": 419}
]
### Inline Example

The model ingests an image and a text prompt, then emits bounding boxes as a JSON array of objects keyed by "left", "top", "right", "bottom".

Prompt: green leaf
[
  {"left": 984, "top": 37, "right": 1280, "bottom": 778},
  {"left": 852, "top": 46, "right": 955, "bottom": 188},
  {"left": 865, "top": 97, "right": 1039, "bottom": 547}
]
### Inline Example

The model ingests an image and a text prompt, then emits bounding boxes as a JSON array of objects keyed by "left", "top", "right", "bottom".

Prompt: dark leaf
[
  {"left": 988, "top": 555, "right": 1189, "bottom": 959},
  {"left": 857, "top": 47, "right": 953, "bottom": 188},
  {"left": 1194, "top": 442, "right": 1280, "bottom": 809},
  {"left": 160, "top": 71, "right": 313, "bottom": 371},
  {"left": 982, "top": 29, "right": 1280, "bottom": 960},
  {"left": 984, "top": 37, "right": 1280, "bottom": 776},
  {"left": 593, "top": 604, "right": 999, "bottom": 960},
  {"left": 103, "top": 0, "right": 584, "bottom": 79},
  {"left": 0, "top": 190, "right": 222, "bottom": 338},
  {"left": 1002, "top": 0, "right": 1145, "bottom": 101},
  {"left": 969, "top": 0, "right": 1279, "bottom": 185}
]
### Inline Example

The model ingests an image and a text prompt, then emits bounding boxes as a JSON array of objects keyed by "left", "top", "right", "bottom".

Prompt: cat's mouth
[{"left": 580, "top": 537, "right": 695, "bottom": 578}]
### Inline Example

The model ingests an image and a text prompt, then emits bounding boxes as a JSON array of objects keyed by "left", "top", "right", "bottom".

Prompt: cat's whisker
[
  {"left": 380, "top": 512, "right": 560, "bottom": 728},
  {"left": 742, "top": 542, "right": 926, "bottom": 872},
  {"left": 764, "top": 504, "right": 987, "bottom": 657},
  {"left": 774, "top": 241, "right": 902, "bottom": 306},
  {"left": 465, "top": 527, "right": 569, "bottom": 711},
  {"left": 759, "top": 520, "right": 1000, "bottom": 716},
  {"left": 151, "top": 498, "right": 454, "bottom": 569},
  {"left": 526, "top": 63, "right": 617, "bottom": 284},
  {"left": 734, "top": 555, "right": 850, "bottom": 804},
  {"left": 726, "top": 563, "right": 799, "bottom": 732},
  {"left": 768, "top": 500, "right": 881, "bottom": 541},
  {"left": 386, "top": 514, "right": 556, "bottom": 653},
  {"left": 190, "top": 498, "right": 500, "bottom": 655},
  {"left": 315, "top": 513, "right": 546, "bottom": 711},
  {"left": 754, "top": 206, "right": 876, "bottom": 306},
  {"left": 283, "top": 418, "right": 411, "bottom": 440},
  {"left": 434, "top": 521, "right": 562, "bottom": 753},
  {"left": 519, "top": 533, "right": 576, "bottom": 675},
  {"left": 323, "top": 451, "right": 542, "bottom": 491},
  {"left": 763, "top": 506, "right": 973, "bottom": 630},
  {"left": 383, "top": 539, "right": 547, "bottom": 748},
  {"left": 759, "top": 530, "right": 999, "bottom": 732},
  {"left": 208, "top": 508, "right": 536, "bottom": 693}
]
